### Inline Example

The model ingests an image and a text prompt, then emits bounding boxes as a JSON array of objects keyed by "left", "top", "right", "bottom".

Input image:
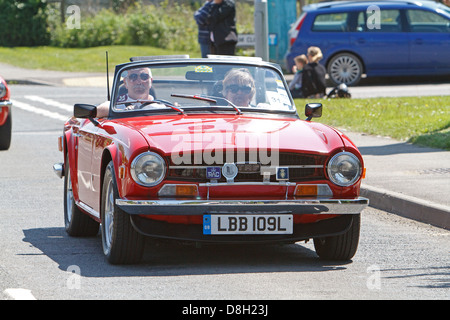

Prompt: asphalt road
[{"left": 0, "top": 85, "right": 449, "bottom": 301}]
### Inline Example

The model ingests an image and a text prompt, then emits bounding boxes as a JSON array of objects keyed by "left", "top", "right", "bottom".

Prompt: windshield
[{"left": 112, "top": 61, "right": 294, "bottom": 114}]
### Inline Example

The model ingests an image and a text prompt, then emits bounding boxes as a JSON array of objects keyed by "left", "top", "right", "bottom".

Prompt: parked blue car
[{"left": 286, "top": 0, "right": 450, "bottom": 85}]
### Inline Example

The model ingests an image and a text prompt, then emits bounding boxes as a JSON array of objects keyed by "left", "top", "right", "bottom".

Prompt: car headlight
[
  {"left": 131, "top": 152, "right": 166, "bottom": 186},
  {"left": 327, "top": 152, "right": 362, "bottom": 187},
  {"left": 0, "top": 83, "right": 7, "bottom": 99}
]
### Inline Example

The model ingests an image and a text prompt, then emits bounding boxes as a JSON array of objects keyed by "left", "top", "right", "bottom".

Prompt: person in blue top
[
  {"left": 289, "top": 54, "right": 308, "bottom": 99},
  {"left": 194, "top": 0, "right": 213, "bottom": 58}
]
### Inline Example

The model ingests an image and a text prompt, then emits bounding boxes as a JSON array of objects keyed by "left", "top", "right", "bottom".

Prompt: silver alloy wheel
[
  {"left": 329, "top": 54, "right": 362, "bottom": 86},
  {"left": 103, "top": 178, "right": 115, "bottom": 251}
]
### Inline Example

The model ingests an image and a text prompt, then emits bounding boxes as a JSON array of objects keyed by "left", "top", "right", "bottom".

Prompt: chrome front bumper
[
  {"left": 53, "top": 163, "right": 64, "bottom": 179},
  {"left": 0, "top": 101, "right": 12, "bottom": 108},
  {"left": 116, "top": 197, "right": 369, "bottom": 216}
]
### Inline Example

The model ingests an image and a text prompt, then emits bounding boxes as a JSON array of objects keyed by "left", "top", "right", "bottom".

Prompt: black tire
[
  {"left": 327, "top": 53, "right": 363, "bottom": 86},
  {"left": 0, "top": 111, "right": 12, "bottom": 151},
  {"left": 313, "top": 214, "right": 360, "bottom": 261},
  {"left": 101, "top": 161, "right": 145, "bottom": 264},
  {"left": 64, "top": 153, "right": 99, "bottom": 237}
]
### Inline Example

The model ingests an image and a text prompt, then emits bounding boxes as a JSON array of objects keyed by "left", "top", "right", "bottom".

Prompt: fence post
[
  {"left": 254, "top": 0, "right": 269, "bottom": 61},
  {"left": 60, "top": 0, "right": 66, "bottom": 23}
]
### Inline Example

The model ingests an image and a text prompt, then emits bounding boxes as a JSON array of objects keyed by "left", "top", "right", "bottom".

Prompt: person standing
[
  {"left": 207, "top": 0, "right": 238, "bottom": 55},
  {"left": 194, "top": 0, "right": 213, "bottom": 58}
]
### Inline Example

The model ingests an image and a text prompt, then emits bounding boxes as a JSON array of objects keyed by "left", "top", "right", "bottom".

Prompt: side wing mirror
[
  {"left": 74, "top": 104, "right": 97, "bottom": 118},
  {"left": 74, "top": 104, "right": 99, "bottom": 126},
  {"left": 305, "top": 103, "right": 322, "bottom": 121}
]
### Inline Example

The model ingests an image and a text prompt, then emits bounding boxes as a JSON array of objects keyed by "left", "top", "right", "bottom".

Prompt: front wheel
[
  {"left": 327, "top": 53, "right": 363, "bottom": 86},
  {"left": 313, "top": 214, "right": 360, "bottom": 261},
  {"left": 101, "top": 161, "right": 145, "bottom": 264}
]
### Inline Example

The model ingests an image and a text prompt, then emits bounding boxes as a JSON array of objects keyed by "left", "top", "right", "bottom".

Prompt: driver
[
  {"left": 96, "top": 67, "right": 160, "bottom": 118},
  {"left": 116, "top": 67, "right": 154, "bottom": 110}
]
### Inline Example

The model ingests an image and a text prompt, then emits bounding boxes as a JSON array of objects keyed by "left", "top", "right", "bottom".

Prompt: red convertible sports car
[
  {"left": 0, "top": 75, "right": 12, "bottom": 150},
  {"left": 54, "top": 55, "right": 368, "bottom": 264}
]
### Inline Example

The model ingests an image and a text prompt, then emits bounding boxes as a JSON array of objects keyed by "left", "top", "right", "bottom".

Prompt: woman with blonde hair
[
  {"left": 222, "top": 68, "right": 255, "bottom": 107},
  {"left": 301, "top": 46, "right": 327, "bottom": 98}
]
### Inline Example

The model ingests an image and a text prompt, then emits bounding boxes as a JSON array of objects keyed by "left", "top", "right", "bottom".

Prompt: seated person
[
  {"left": 96, "top": 67, "right": 157, "bottom": 118},
  {"left": 301, "top": 46, "right": 327, "bottom": 98},
  {"left": 289, "top": 54, "right": 308, "bottom": 99},
  {"left": 222, "top": 68, "right": 255, "bottom": 107}
]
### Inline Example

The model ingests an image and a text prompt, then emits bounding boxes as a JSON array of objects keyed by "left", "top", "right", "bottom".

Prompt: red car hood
[{"left": 124, "top": 114, "right": 344, "bottom": 156}]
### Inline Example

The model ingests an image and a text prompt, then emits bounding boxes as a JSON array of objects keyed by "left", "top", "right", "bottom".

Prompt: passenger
[
  {"left": 289, "top": 54, "right": 308, "bottom": 99},
  {"left": 301, "top": 46, "right": 327, "bottom": 98},
  {"left": 222, "top": 68, "right": 255, "bottom": 107}
]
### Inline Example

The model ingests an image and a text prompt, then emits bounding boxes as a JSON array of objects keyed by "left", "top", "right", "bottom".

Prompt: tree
[{"left": 0, "top": 0, "right": 50, "bottom": 46}]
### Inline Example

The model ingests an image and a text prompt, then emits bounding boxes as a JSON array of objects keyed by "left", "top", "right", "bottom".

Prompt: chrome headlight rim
[
  {"left": 130, "top": 151, "right": 166, "bottom": 187},
  {"left": 327, "top": 151, "right": 362, "bottom": 187}
]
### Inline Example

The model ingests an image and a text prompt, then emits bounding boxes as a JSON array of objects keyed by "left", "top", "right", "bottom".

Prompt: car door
[
  {"left": 351, "top": 8, "right": 410, "bottom": 74},
  {"left": 77, "top": 119, "right": 100, "bottom": 212},
  {"left": 406, "top": 8, "right": 450, "bottom": 70}
]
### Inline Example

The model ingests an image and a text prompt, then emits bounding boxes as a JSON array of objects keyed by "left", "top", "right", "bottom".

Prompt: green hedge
[
  {"left": 0, "top": 0, "right": 253, "bottom": 50},
  {"left": 50, "top": 2, "right": 199, "bottom": 52},
  {"left": 49, "top": 1, "right": 254, "bottom": 52},
  {"left": 0, "top": 0, "right": 50, "bottom": 46}
]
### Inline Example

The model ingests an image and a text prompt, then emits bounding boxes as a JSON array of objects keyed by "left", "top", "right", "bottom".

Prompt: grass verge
[{"left": 295, "top": 96, "right": 450, "bottom": 150}]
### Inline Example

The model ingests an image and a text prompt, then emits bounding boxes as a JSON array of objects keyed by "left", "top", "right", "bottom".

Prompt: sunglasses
[
  {"left": 128, "top": 73, "right": 150, "bottom": 81},
  {"left": 225, "top": 84, "right": 252, "bottom": 94}
]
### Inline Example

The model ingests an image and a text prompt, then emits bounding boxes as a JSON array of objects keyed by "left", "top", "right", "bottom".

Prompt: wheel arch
[
  {"left": 63, "top": 130, "right": 80, "bottom": 202},
  {"left": 100, "top": 148, "right": 114, "bottom": 198}
]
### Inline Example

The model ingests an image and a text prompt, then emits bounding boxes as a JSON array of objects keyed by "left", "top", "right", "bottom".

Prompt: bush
[
  {"left": 0, "top": 0, "right": 50, "bottom": 46},
  {"left": 49, "top": 2, "right": 199, "bottom": 52},
  {"left": 51, "top": 9, "right": 125, "bottom": 48},
  {"left": 48, "top": 1, "right": 254, "bottom": 53}
]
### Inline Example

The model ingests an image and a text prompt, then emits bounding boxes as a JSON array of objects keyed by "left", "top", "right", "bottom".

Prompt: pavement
[{"left": 1, "top": 62, "right": 449, "bottom": 230}]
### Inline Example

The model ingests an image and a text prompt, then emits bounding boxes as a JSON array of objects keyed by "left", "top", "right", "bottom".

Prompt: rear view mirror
[
  {"left": 305, "top": 103, "right": 322, "bottom": 121},
  {"left": 185, "top": 71, "right": 216, "bottom": 81}
]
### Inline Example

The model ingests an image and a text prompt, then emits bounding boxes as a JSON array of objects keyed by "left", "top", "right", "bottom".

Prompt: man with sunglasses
[
  {"left": 96, "top": 67, "right": 156, "bottom": 117},
  {"left": 222, "top": 68, "right": 255, "bottom": 107},
  {"left": 117, "top": 67, "right": 154, "bottom": 109}
]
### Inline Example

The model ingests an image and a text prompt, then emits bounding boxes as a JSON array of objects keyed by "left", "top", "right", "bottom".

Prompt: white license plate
[{"left": 203, "top": 214, "right": 293, "bottom": 235}]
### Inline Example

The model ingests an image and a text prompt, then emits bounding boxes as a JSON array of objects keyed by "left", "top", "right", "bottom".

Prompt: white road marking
[
  {"left": 4, "top": 288, "right": 37, "bottom": 300},
  {"left": 11, "top": 99, "right": 69, "bottom": 121},
  {"left": 24, "top": 95, "right": 73, "bottom": 112}
]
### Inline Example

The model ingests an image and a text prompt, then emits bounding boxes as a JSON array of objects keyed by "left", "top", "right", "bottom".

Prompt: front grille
[{"left": 166, "top": 152, "right": 326, "bottom": 183}]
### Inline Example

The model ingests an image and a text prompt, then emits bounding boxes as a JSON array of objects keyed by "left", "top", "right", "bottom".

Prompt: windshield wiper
[
  {"left": 132, "top": 99, "right": 185, "bottom": 115},
  {"left": 170, "top": 94, "right": 242, "bottom": 115}
]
